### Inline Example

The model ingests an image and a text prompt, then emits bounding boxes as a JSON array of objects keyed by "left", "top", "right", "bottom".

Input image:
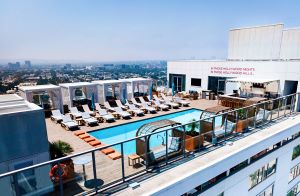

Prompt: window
[
  {"left": 287, "top": 181, "right": 300, "bottom": 196},
  {"left": 289, "top": 163, "right": 300, "bottom": 182},
  {"left": 249, "top": 159, "right": 277, "bottom": 189},
  {"left": 257, "top": 183, "right": 274, "bottom": 196},
  {"left": 292, "top": 145, "right": 300, "bottom": 160},
  {"left": 191, "top": 78, "right": 201, "bottom": 87},
  {"left": 230, "top": 159, "right": 248, "bottom": 174}
]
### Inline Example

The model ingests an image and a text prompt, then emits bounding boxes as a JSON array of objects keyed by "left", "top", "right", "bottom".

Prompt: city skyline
[{"left": 1, "top": 0, "right": 300, "bottom": 62}]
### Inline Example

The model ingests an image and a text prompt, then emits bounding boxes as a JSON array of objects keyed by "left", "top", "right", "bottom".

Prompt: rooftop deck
[{"left": 1, "top": 94, "right": 297, "bottom": 196}]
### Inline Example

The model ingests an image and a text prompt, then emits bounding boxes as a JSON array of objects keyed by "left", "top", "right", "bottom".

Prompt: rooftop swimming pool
[{"left": 89, "top": 109, "right": 222, "bottom": 155}]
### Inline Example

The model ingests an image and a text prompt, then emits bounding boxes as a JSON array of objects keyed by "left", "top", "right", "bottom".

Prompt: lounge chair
[
  {"left": 160, "top": 94, "right": 179, "bottom": 109},
  {"left": 98, "top": 108, "right": 115, "bottom": 122},
  {"left": 69, "top": 107, "right": 82, "bottom": 119},
  {"left": 139, "top": 97, "right": 151, "bottom": 106},
  {"left": 153, "top": 100, "right": 169, "bottom": 111},
  {"left": 153, "top": 95, "right": 165, "bottom": 103},
  {"left": 141, "top": 103, "right": 156, "bottom": 113},
  {"left": 104, "top": 101, "right": 116, "bottom": 112},
  {"left": 82, "top": 112, "right": 98, "bottom": 126},
  {"left": 174, "top": 97, "right": 190, "bottom": 107},
  {"left": 61, "top": 115, "right": 79, "bottom": 130},
  {"left": 115, "top": 100, "right": 128, "bottom": 110},
  {"left": 51, "top": 110, "right": 63, "bottom": 123},
  {"left": 131, "top": 98, "right": 142, "bottom": 107},
  {"left": 114, "top": 107, "right": 131, "bottom": 119},
  {"left": 127, "top": 104, "right": 144, "bottom": 116},
  {"left": 82, "top": 104, "right": 95, "bottom": 116}
]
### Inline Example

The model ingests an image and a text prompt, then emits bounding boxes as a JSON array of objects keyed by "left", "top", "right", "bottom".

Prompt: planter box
[{"left": 185, "top": 134, "right": 203, "bottom": 151}]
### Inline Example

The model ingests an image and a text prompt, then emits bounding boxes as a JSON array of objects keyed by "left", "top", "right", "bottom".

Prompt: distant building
[
  {"left": 24, "top": 60, "right": 31, "bottom": 68},
  {"left": 0, "top": 94, "right": 51, "bottom": 194},
  {"left": 8, "top": 62, "right": 21, "bottom": 70},
  {"left": 103, "top": 64, "right": 114, "bottom": 70},
  {"left": 64, "top": 64, "right": 72, "bottom": 69}
]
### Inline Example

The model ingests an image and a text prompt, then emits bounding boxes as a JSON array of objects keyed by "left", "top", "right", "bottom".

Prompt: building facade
[
  {"left": 167, "top": 24, "right": 300, "bottom": 96},
  {"left": 0, "top": 94, "right": 51, "bottom": 195}
]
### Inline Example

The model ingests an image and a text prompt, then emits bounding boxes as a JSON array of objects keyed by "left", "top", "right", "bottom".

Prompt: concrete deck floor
[{"left": 45, "top": 99, "right": 219, "bottom": 194}]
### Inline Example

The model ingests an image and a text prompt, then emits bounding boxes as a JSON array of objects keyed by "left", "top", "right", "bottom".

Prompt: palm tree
[{"left": 50, "top": 140, "right": 74, "bottom": 160}]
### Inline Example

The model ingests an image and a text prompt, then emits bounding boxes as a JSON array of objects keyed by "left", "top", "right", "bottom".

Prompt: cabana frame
[
  {"left": 19, "top": 84, "right": 64, "bottom": 113},
  {"left": 92, "top": 80, "right": 127, "bottom": 104},
  {"left": 120, "top": 78, "right": 152, "bottom": 99},
  {"left": 59, "top": 82, "right": 98, "bottom": 108}
]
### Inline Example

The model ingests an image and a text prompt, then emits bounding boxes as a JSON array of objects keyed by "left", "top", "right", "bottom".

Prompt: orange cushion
[
  {"left": 89, "top": 140, "right": 101, "bottom": 146},
  {"left": 78, "top": 134, "right": 90, "bottom": 139},
  {"left": 74, "top": 130, "right": 85, "bottom": 136},
  {"left": 84, "top": 137, "right": 95, "bottom": 142},
  {"left": 108, "top": 152, "right": 122, "bottom": 160},
  {"left": 101, "top": 147, "right": 115, "bottom": 155}
]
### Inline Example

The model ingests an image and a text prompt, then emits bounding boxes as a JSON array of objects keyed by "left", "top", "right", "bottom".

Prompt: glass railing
[{"left": 0, "top": 93, "right": 298, "bottom": 195}]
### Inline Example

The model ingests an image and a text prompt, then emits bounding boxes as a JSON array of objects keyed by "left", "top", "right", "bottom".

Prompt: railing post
[
  {"left": 199, "top": 120, "right": 203, "bottom": 151},
  {"left": 269, "top": 101, "right": 273, "bottom": 121},
  {"left": 284, "top": 97, "right": 287, "bottom": 116},
  {"left": 92, "top": 151, "right": 98, "bottom": 191},
  {"left": 144, "top": 135, "right": 148, "bottom": 169},
  {"left": 277, "top": 98, "right": 280, "bottom": 118},
  {"left": 120, "top": 143, "right": 125, "bottom": 182},
  {"left": 165, "top": 130, "right": 168, "bottom": 164},
  {"left": 57, "top": 161, "right": 64, "bottom": 196},
  {"left": 245, "top": 108, "right": 249, "bottom": 132},
  {"left": 290, "top": 95, "right": 294, "bottom": 115},
  {"left": 235, "top": 110, "right": 238, "bottom": 133},
  {"left": 12, "top": 173, "right": 20, "bottom": 196},
  {"left": 224, "top": 114, "right": 228, "bottom": 139},
  {"left": 254, "top": 106, "right": 257, "bottom": 129},
  {"left": 182, "top": 125, "right": 186, "bottom": 157}
]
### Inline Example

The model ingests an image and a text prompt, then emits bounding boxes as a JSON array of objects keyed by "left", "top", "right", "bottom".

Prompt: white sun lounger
[
  {"left": 161, "top": 94, "right": 180, "bottom": 109},
  {"left": 174, "top": 97, "right": 190, "bottom": 107},
  {"left": 153, "top": 95, "right": 165, "bottom": 103},
  {"left": 114, "top": 107, "right": 131, "bottom": 119},
  {"left": 127, "top": 104, "right": 144, "bottom": 116},
  {"left": 131, "top": 98, "right": 142, "bottom": 108},
  {"left": 141, "top": 103, "right": 156, "bottom": 113},
  {"left": 70, "top": 107, "right": 82, "bottom": 119},
  {"left": 153, "top": 100, "right": 169, "bottom": 111},
  {"left": 51, "top": 110, "right": 63, "bottom": 123},
  {"left": 82, "top": 104, "right": 95, "bottom": 116},
  {"left": 98, "top": 108, "right": 115, "bottom": 122},
  {"left": 115, "top": 100, "right": 128, "bottom": 110},
  {"left": 104, "top": 101, "right": 116, "bottom": 112},
  {"left": 82, "top": 112, "right": 98, "bottom": 126},
  {"left": 61, "top": 115, "right": 79, "bottom": 130},
  {"left": 139, "top": 97, "right": 151, "bottom": 106}
]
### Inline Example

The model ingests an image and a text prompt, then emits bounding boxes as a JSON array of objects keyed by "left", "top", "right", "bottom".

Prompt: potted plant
[
  {"left": 49, "top": 140, "right": 75, "bottom": 183},
  {"left": 235, "top": 109, "right": 250, "bottom": 133},
  {"left": 185, "top": 119, "right": 202, "bottom": 151}
]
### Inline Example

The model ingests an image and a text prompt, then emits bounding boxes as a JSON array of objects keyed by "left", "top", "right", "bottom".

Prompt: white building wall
[
  {"left": 167, "top": 60, "right": 300, "bottom": 94},
  {"left": 280, "top": 28, "right": 300, "bottom": 60},
  {"left": 228, "top": 24, "right": 283, "bottom": 60}
]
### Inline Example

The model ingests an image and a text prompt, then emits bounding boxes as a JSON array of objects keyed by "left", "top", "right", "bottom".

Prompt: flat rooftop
[
  {"left": 0, "top": 94, "right": 41, "bottom": 115},
  {"left": 18, "top": 84, "right": 60, "bottom": 91}
]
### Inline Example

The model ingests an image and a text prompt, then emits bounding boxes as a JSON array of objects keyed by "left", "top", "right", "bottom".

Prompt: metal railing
[{"left": 0, "top": 93, "right": 298, "bottom": 196}]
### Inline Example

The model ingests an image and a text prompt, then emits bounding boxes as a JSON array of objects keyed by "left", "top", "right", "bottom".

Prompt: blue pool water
[{"left": 89, "top": 109, "right": 222, "bottom": 155}]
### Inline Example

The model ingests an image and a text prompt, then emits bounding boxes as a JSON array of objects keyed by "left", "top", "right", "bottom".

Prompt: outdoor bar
[
  {"left": 92, "top": 80, "right": 127, "bottom": 104},
  {"left": 59, "top": 82, "right": 98, "bottom": 109},
  {"left": 18, "top": 84, "right": 64, "bottom": 114},
  {"left": 120, "top": 78, "right": 152, "bottom": 99}
]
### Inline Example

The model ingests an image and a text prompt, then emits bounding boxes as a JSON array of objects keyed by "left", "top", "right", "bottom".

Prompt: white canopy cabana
[
  {"left": 92, "top": 80, "right": 127, "bottom": 104},
  {"left": 59, "top": 82, "right": 98, "bottom": 108},
  {"left": 225, "top": 78, "right": 280, "bottom": 97},
  {"left": 19, "top": 84, "right": 63, "bottom": 113},
  {"left": 120, "top": 78, "right": 152, "bottom": 99}
]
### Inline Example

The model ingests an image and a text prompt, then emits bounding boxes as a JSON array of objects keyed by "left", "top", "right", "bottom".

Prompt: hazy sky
[{"left": 1, "top": 0, "right": 300, "bottom": 62}]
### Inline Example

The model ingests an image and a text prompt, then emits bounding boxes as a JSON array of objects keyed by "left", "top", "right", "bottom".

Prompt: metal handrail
[{"left": 0, "top": 93, "right": 298, "bottom": 182}]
